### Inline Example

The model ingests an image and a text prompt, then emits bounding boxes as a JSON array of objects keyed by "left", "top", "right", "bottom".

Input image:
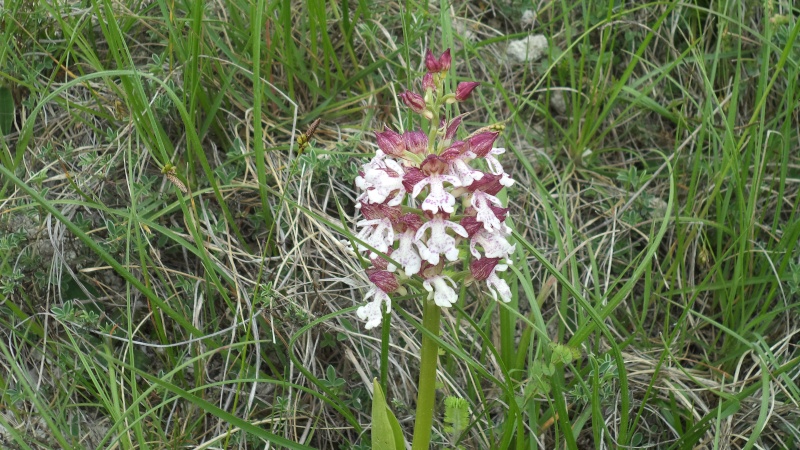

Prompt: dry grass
[{"left": 1, "top": 0, "right": 799, "bottom": 449}]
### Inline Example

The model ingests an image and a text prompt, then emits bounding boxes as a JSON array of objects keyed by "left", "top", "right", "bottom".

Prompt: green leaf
[
  {"left": 0, "top": 85, "right": 14, "bottom": 136},
  {"left": 371, "top": 379, "right": 405, "bottom": 450},
  {"left": 443, "top": 396, "right": 470, "bottom": 435}
]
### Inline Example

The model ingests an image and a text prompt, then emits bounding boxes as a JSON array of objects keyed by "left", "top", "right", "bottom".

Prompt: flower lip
[
  {"left": 357, "top": 287, "right": 391, "bottom": 329},
  {"left": 423, "top": 275, "right": 458, "bottom": 307}
]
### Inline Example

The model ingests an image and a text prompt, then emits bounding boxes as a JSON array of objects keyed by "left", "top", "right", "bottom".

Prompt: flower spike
[{"left": 351, "top": 46, "right": 517, "bottom": 330}]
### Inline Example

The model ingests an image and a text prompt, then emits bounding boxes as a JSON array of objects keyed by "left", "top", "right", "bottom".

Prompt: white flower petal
[
  {"left": 485, "top": 154, "right": 504, "bottom": 175},
  {"left": 472, "top": 191, "right": 505, "bottom": 232},
  {"left": 471, "top": 228, "right": 515, "bottom": 259},
  {"left": 421, "top": 175, "right": 456, "bottom": 214},
  {"left": 356, "top": 218, "right": 394, "bottom": 256},
  {"left": 357, "top": 286, "right": 391, "bottom": 329},
  {"left": 424, "top": 276, "right": 458, "bottom": 307},
  {"left": 450, "top": 159, "right": 484, "bottom": 187},
  {"left": 394, "top": 229, "right": 422, "bottom": 276},
  {"left": 486, "top": 272, "right": 512, "bottom": 303}
]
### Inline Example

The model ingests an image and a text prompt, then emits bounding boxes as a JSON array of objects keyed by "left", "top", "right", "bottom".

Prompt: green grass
[{"left": 1, "top": 0, "right": 799, "bottom": 448}]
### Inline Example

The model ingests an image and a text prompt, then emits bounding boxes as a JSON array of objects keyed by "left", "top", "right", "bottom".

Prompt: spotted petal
[
  {"left": 423, "top": 275, "right": 458, "bottom": 307},
  {"left": 357, "top": 285, "right": 391, "bottom": 329}
]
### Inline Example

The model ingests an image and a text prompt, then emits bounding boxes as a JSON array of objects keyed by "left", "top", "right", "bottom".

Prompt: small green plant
[
  {"left": 443, "top": 396, "right": 470, "bottom": 444},
  {"left": 570, "top": 353, "right": 619, "bottom": 405}
]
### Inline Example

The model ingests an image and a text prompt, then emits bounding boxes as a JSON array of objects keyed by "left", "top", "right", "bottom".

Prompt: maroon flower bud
[
  {"left": 470, "top": 258, "right": 501, "bottom": 281},
  {"left": 402, "top": 130, "right": 428, "bottom": 154},
  {"left": 439, "top": 141, "right": 467, "bottom": 162},
  {"left": 399, "top": 91, "right": 427, "bottom": 114},
  {"left": 360, "top": 201, "right": 403, "bottom": 221},
  {"left": 460, "top": 212, "right": 484, "bottom": 237},
  {"left": 444, "top": 115, "right": 463, "bottom": 140},
  {"left": 370, "top": 248, "right": 393, "bottom": 270},
  {"left": 425, "top": 49, "right": 442, "bottom": 72},
  {"left": 425, "top": 49, "right": 451, "bottom": 73},
  {"left": 398, "top": 213, "right": 425, "bottom": 232},
  {"left": 439, "top": 49, "right": 451, "bottom": 72},
  {"left": 375, "top": 127, "right": 405, "bottom": 156},
  {"left": 467, "top": 173, "right": 504, "bottom": 196},
  {"left": 490, "top": 205, "right": 509, "bottom": 221},
  {"left": 455, "top": 81, "right": 480, "bottom": 101},
  {"left": 402, "top": 167, "right": 427, "bottom": 192},
  {"left": 420, "top": 154, "right": 449, "bottom": 175},
  {"left": 368, "top": 269, "right": 399, "bottom": 293},
  {"left": 467, "top": 131, "right": 499, "bottom": 157},
  {"left": 422, "top": 72, "right": 436, "bottom": 91}
]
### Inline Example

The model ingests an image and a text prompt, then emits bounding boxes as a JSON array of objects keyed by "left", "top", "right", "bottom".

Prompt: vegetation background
[{"left": 1, "top": 0, "right": 799, "bottom": 448}]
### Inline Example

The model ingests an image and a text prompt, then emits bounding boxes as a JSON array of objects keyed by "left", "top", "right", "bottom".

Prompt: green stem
[
  {"left": 380, "top": 308, "right": 391, "bottom": 394},
  {"left": 411, "top": 299, "right": 441, "bottom": 450}
]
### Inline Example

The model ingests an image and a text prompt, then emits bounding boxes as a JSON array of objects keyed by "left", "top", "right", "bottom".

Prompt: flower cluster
[{"left": 353, "top": 49, "right": 516, "bottom": 329}]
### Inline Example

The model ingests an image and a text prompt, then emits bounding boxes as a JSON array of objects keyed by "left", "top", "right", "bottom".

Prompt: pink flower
[
  {"left": 469, "top": 258, "right": 512, "bottom": 303},
  {"left": 357, "top": 284, "right": 392, "bottom": 329},
  {"left": 441, "top": 141, "right": 484, "bottom": 187},
  {"left": 399, "top": 91, "right": 427, "bottom": 114},
  {"left": 455, "top": 81, "right": 480, "bottom": 101},
  {"left": 355, "top": 151, "right": 406, "bottom": 206},
  {"left": 410, "top": 155, "right": 462, "bottom": 214},
  {"left": 469, "top": 227, "right": 515, "bottom": 259},
  {"left": 425, "top": 49, "right": 451, "bottom": 73},
  {"left": 471, "top": 191, "right": 508, "bottom": 232},
  {"left": 415, "top": 214, "right": 468, "bottom": 265},
  {"left": 423, "top": 275, "right": 458, "bottom": 307},
  {"left": 392, "top": 214, "right": 425, "bottom": 276}
]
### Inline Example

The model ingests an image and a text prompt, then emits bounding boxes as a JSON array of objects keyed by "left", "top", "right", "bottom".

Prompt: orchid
[
  {"left": 347, "top": 45, "right": 521, "bottom": 450},
  {"left": 350, "top": 47, "right": 518, "bottom": 327}
]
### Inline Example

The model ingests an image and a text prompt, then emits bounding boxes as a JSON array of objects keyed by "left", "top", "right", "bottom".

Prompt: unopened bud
[
  {"left": 376, "top": 127, "right": 405, "bottom": 156},
  {"left": 455, "top": 82, "right": 480, "bottom": 101},
  {"left": 399, "top": 91, "right": 427, "bottom": 114}
]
